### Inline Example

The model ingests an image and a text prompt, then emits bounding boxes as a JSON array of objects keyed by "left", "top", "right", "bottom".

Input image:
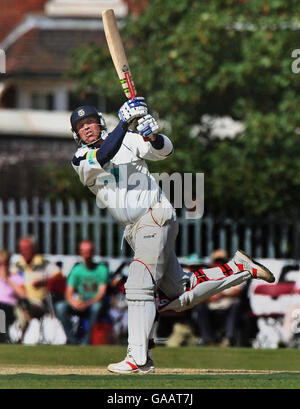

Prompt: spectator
[
  {"left": 0, "top": 249, "right": 25, "bottom": 342},
  {"left": 281, "top": 269, "right": 300, "bottom": 347},
  {"left": 55, "top": 240, "right": 109, "bottom": 345},
  {"left": 11, "top": 236, "right": 64, "bottom": 332},
  {"left": 106, "top": 261, "right": 129, "bottom": 344},
  {"left": 194, "top": 249, "right": 245, "bottom": 347}
]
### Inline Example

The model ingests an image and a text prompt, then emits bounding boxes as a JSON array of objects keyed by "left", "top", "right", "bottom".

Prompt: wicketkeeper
[{"left": 70, "top": 97, "right": 275, "bottom": 374}]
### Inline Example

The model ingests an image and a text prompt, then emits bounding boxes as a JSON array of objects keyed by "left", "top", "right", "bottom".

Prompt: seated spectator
[
  {"left": 106, "top": 261, "right": 129, "bottom": 344},
  {"left": 0, "top": 249, "right": 25, "bottom": 342},
  {"left": 55, "top": 240, "right": 109, "bottom": 345},
  {"left": 280, "top": 266, "right": 300, "bottom": 347},
  {"left": 11, "top": 236, "right": 64, "bottom": 334}
]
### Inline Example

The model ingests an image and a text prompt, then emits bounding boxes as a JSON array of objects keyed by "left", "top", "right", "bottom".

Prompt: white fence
[{"left": 0, "top": 198, "right": 299, "bottom": 259}]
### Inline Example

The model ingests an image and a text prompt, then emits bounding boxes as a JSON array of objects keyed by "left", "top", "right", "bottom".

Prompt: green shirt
[{"left": 67, "top": 262, "right": 109, "bottom": 300}]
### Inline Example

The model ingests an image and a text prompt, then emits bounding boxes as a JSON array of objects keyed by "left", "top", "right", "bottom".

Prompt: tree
[{"left": 68, "top": 0, "right": 300, "bottom": 217}]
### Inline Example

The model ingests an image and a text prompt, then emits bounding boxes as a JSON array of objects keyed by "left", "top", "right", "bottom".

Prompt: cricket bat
[{"left": 102, "top": 9, "right": 136, "bottom": 99}]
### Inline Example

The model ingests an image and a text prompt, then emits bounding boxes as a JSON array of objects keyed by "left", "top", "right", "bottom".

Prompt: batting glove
[
  {"left": 137, "top": 114, "right": 159, "bottom": 141},
  {"left": 118, "top": 97, "right": 148, "bottom": 125}
]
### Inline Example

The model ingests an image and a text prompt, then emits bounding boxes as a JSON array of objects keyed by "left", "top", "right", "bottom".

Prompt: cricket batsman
[{"left": 70, "top": 97, "right": 275, "bottom": 374}]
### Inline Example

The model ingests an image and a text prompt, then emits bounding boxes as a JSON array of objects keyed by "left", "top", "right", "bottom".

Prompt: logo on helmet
[{"left": 78, "top": 109, "right": 85, "bottom": 117}]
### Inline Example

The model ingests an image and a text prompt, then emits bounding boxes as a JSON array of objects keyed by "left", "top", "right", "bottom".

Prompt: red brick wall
[
  {"left": 0, "top": 0, "right": 47, "bottom": 42},
  {"left": 123, "top": 0, "right": 148, "bottom": 16}
]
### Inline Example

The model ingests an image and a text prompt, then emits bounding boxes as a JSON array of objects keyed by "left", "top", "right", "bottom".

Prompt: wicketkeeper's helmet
[{"left": 70, "top": 105, "right": 108, "bottom": 146}]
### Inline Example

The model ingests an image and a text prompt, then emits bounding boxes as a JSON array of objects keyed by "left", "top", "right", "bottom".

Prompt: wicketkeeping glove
[
  {"left": 118, "top": 97, "right": 148, "bottom": 124},
  {"left": 136, "top": 114, "right": 159, "bottom": 142}
]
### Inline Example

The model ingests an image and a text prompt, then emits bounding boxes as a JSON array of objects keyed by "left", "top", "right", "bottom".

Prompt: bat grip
[{"left": 124, "top": 71, "right": 136, "bottom": 99}]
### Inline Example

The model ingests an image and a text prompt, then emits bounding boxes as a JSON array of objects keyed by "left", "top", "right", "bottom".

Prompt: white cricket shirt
[{"left": 72, "top": 131, "right": 174, "bottom": 226}]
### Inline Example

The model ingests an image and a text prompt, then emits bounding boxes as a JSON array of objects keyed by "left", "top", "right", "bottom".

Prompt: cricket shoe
[
  {"left": 233, "top": 250, "right": 275, "bottom": 283},
  {"left": 107, "top": 356, "right": 155, "bottom": 374}
]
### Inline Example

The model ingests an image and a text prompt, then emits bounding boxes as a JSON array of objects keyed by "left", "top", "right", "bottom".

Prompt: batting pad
[
  {"left": 164, "top": 270, "right": 252, "bottom": 312},
  {"left": 125, "top": 261, "right": 156, "bottom": 366}
]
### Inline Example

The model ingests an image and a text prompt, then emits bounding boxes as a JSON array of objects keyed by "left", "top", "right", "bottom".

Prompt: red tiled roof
[
  {"left": 0, "top": 0, "right": 46, "bottom": 42},
  {"left": 6, "top": 26, "right": 106, "bottom": 77}
]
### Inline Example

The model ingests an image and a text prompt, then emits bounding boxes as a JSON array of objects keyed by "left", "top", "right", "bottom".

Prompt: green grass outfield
[{"left": 0, "top": 344, "right": 299, "bottom": 389}]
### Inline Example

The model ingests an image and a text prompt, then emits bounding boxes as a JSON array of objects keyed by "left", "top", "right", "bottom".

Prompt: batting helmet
[{"left": 70, "top": 105, "right": 107, "bottom": 146}]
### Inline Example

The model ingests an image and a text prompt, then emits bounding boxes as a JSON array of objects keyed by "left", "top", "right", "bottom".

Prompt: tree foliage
[{"left": 68, "top": 0, "right": 300, "bottom": 217}]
